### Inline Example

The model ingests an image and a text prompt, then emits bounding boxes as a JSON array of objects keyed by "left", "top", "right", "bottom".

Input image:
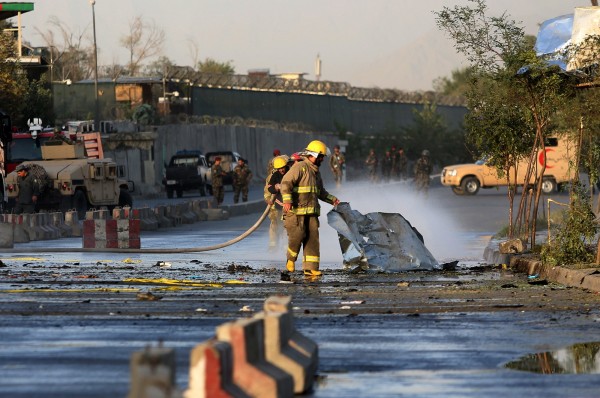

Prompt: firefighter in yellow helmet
[
  {"left": 280, "top": 140, "right": 340, "bottom": 277},
  {"left": 264, "top": 155, "right": 289, "bottom": 250}
]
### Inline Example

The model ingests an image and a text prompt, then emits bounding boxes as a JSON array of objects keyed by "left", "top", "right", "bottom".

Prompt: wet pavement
[{"left": 1, "top": 184, "right": 600, "bottom": 397}]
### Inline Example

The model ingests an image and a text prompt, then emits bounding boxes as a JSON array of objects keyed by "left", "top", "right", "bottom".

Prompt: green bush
[{"left": 540, "top": 183, "right": 597, "bottom": 266}]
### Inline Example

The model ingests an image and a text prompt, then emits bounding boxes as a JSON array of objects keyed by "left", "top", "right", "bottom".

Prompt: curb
[
  {"left": 511, "top": 256, "right": 600, "bottom": 292},
  {"left": 483, "top": 239, "right": 600, "bottom": 293}
]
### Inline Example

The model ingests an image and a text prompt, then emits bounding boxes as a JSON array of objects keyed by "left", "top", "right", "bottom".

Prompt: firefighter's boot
[
  {"left": 286, "top": 260, "right": 295, "bottom": 273},
  {"left": 303, "top": 269, "right": 322, "bottom": 277}
]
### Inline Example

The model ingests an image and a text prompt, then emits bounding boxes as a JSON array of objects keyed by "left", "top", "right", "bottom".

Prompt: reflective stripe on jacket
[{"left": 280, "top": 159, "right": 337, "bottom": 216}]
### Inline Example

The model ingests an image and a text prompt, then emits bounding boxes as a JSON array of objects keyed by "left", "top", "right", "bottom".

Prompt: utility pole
[
  {"left": 90, "top": 0, "right": 99, "bottom": 132},
  {"left": 315, "top": 54, "right": 321, "bottom": 82}
]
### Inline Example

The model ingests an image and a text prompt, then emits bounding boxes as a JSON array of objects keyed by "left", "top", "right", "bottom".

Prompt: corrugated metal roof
[{"left": 0, "top": 2, "right": 34, "bottom": 20}]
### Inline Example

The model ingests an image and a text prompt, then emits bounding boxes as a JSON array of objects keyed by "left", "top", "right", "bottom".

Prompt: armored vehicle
[{"left": 6, "top": 138, "right": 132, "bottom": 218}]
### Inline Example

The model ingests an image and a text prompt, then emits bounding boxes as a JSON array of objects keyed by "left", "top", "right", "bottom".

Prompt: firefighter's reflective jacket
[{"left": 280, "top": 158, "right": 337, "bottom": 216}]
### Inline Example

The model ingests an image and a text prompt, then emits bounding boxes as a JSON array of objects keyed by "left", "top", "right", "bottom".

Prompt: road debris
[
  {"left": 136, "top": 292, "right": 162, "bottom": 301},
  {"left": 156, "top": 261, "right": 172, "bottom": 268},
  {"left": 327, "top": 202, "right": 440, "bottom": 272}
]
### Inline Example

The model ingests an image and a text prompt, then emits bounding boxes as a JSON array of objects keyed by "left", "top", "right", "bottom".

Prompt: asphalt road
[{"left": 1, "top": 181, "right": 599, "bottom": 397}]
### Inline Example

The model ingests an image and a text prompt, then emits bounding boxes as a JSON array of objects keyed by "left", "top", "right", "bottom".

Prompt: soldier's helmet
[{"left": 422, "top": 149, "right": 430, "bottom": 157}]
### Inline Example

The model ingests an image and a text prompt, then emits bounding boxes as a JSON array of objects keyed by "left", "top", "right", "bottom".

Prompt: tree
[
  {"left": 0, "top": 24, "right": 28, "bottom": 122},
  {"left": 144, "top": 56, "right": 175, "bottom": 77},
  {"left": 186, "top": 38, "right": 200, "bottom": 68},
  {"left": 433, "top": 67, "right": 475, "bottom": 97},
  {"left": 435, "top": 0, "right": 572, "bottom": 245},
  {"left": 35, "top": 16, "right": 94, "bottom": 82},
  {"left": 120, "top": 16, "right": 165, "bottom": 76},
  {"left": 402, "top": 102, "right": 469, "bottom": 167},
  {"left": 197, "top": 58, "right": 235, "bottom": 75},
  {"left": 21, "top": 77, "right": 53, "bottom": 127}
]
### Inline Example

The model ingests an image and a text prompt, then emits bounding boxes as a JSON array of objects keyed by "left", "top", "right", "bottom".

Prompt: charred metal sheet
[{"left": 327, "top": 202, "right": 439, "bottom": 272}]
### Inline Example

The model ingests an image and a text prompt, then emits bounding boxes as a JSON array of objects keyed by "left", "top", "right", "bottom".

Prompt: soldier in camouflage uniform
[
  {"left": 14, "top": 164, "right": 41, "bottom": 214},
  {"left": 381, "top": 150, "right": 393, "bottom": 183},
  {"left": 329, "top": 145, "right": 345, "bottom": 188},
  {"left": 211, "top": 157, "right": 227, "bottom": 205},
  {"left": 364, "top": 148, "right": 378, "bottom": 183},
  {"left": 395, "top": 147, "right": 408, "bottom": 180},
  {"left": 233, "top": 158, "right": 252, "bottom": 203},
  {"left": 413, "top": 149, "right": 433, "bottom": 195}
]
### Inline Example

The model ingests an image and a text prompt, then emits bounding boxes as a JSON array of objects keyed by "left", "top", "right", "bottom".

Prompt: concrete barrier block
[
  {"left": 7, "top": 214, "right": 29, "bottom": 243},
  {"left": 138, "top": 207, "right": 159, "bottom": 231},
  {"left": 22, "top": 213, "right": 43, "bottom": 241},
  {"left": 216, "top": 318, "right": 294, "bottom": 398},
  {"left": 86, "top": 208, "right": 110, "bottom": 221},
  {"left": 128, "top": 346, "right": 177, "bottom": 398},
  {"left": 258, "top": 312, "right": 316, "bottom": 394},
  {"left": 262, "top": 296, "right": 318, "bottom": 394},
  {"left": 38, "top": 213, "right": 61, "bottom": 240},
  {"left": 154, "top": 206, "right": 174, "bottom": 229},
  {"left": 165, "top": 205, "right": 183, "bottom": 226},
  {"left": 190, "top": 200, "right": 208, "bottom": 221},
  {"left": 51, "top": 212, "right": 72, "bottom": 237},
  {"left": 0, "top": 222, "right": 14, "bottom": 248},
  {"left": 178, "top": 203, "right": 198, "bottom": 224},
  {"left": 64, "top": 210, "right": 82, "bottom": 237},
  {"left": 204, "top": 208, "right": 230, "bottom": 221},
  {"left": 185, "top": 340, "right": 249, "bottom": 398}
]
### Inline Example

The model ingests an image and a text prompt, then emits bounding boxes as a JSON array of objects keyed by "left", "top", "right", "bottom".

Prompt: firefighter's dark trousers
[{"left": 284, "top": 213, "right": 320, "bottom": 271}]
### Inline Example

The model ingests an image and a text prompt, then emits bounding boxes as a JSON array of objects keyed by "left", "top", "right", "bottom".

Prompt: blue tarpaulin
[
  {"left": 535, "top": 14, "right": 573, "bottom": 70},
  {"left": 535, "top": 14, "right": 574, "bottom": 56}
]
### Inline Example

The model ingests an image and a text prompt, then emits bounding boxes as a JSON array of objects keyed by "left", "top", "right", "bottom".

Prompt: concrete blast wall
[{"left": 105, "top": 124, "right": 337, "bottom": 195}]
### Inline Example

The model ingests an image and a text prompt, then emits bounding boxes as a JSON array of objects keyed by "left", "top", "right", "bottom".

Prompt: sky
[{"left": 17, "top": 0, "right": 590, "bottom": 91}]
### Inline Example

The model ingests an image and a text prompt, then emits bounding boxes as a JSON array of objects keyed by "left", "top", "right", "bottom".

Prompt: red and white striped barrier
[
  {"left": 185, "top": 340, "right": 248, "bottom": 398},
  {"left": 83, "top": 209, "right": 140, "bottom": 249}
]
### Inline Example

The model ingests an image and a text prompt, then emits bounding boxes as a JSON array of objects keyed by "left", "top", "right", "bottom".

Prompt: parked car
[
  {"left": 163, "top": 150, "right": 210, "bottom": 198},
  {"left": 205, "top": 151, "right": 243, "bottom": 189},
  {"left": 441, "top": 136, "right": 574, "bottom": 195}
]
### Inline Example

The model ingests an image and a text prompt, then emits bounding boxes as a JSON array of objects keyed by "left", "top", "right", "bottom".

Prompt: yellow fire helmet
[
  {"left": 273, "top": 156, "right": 288, "bottom": 169},
  {"left": 305, "top": 140, "right": 330, "bottom": 157}
]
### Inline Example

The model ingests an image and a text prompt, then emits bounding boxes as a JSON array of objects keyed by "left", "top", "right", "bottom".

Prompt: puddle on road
[{"left": 505, "top": 342, "right": 600, "bottom": 374}]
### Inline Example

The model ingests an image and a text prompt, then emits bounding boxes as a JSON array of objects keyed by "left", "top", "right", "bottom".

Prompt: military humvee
[{"left": 6, "top": 138, "right": 132, "bottom": 218}]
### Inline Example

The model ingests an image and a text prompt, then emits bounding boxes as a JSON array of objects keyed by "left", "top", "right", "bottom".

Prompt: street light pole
[{"left": 90, "top": 0, "right": 99, "bottom": 132}]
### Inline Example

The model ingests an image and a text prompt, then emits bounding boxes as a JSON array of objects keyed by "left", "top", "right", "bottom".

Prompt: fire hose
[{"left": 1, "top": 199, "right": 274, "bottom": 254}]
